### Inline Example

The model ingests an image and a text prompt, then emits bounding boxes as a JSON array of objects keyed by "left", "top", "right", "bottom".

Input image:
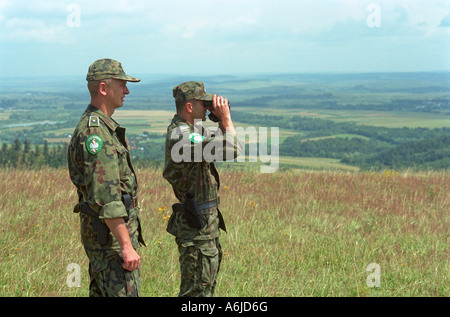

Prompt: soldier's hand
[
  {"left": 121, "top": 246, "right": 140, "bottom": 272},
  {"left": 211, "top": 95, "right": 230, "bottom": 121},
  {"left": 104, "top": 218, "right": 141, "bottom": 272},
  {"left": 212, "top": 94, "right": 236, "bottom": 135}
]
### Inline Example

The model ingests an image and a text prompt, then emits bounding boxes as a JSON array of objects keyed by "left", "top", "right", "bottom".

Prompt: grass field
[{"left": 0, "top": 167, "right": 448, "bottom": 297}]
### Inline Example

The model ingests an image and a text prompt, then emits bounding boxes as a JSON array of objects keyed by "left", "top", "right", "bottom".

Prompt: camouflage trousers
[
  {"left": 87, "top": 253, "right": 141, "bottom": 297},
  {"left": 176, "top": 237, "right": 223, "bottom": 297}
]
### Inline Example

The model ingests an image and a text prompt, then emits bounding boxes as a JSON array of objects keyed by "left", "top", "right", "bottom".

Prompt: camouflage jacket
[
  {"left": 163, "top": 114, "right": 243, "bottom": 241},
  {"left": 68, "top": 104, "right": 143, "bottom": 253}
]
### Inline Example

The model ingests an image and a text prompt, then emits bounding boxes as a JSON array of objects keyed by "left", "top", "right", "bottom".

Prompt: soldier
[
  {"left": 163, "top": 81, "right": 243, "bottom": 297},
  {"left": 68, "top": 58, "right": 145, "bottom": 297}
]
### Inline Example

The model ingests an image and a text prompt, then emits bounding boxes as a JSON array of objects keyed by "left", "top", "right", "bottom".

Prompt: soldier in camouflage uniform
[
  {"left": 163, "top": 81, "right": 243, "bottom": 297},
  {"left": 68, "top": 59, "right": 145, "bottom": 297}
]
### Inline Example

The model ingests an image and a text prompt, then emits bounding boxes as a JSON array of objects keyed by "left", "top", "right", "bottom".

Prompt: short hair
[
  {"left": 87, "top": 79, "right": 112, "bottom": 97},
  {"left": 175, "top": 99, "right": 199, "bottom": 113}
]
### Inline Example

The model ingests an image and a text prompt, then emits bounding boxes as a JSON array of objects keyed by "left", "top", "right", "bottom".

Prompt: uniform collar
[
  {"left": 172, "top": 114, "right": 204, "bottom": 132},
  {"left": 172, "top": 114, "right": 189, "bottom": 126},
  {"left": 87, "top": 104, "right": 120, "bottom": 132}
]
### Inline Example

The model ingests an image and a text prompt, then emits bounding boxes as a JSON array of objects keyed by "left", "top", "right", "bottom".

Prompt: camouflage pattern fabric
[
  {"left": 173, "top": 81, "right": 213, "bottom": 102},
  {"left": 163, "top": 112, "right": 243, "bottom": 297},
  {"left": 86, "top": 58, "right": 141, "bottom": 82},
  {"left": 163, "top": 114, "right": 243, "bottom": 241},
  {"left": 88, "top": 253, "right": 141, "bottom": 297},
  {"left": 68, "top": 104, "right": 144, "bottom": 296},
  {"left": 176, "top": 238, "right": 222, "bottom": 297}
]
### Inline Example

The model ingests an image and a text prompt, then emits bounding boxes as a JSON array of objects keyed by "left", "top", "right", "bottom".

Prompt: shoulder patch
[
  {"left": 89, "top": 116, "right": 100, "bottom": 127},
  {"left": 86, "top": 135, "right": 104, "bottom": 155},
  {"left": 189, "top": 132, "right": 204, "bottom": 144}
]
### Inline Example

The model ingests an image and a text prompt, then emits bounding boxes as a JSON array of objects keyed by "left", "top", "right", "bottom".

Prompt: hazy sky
[{"left": 0, "top": 0, "right": 449, "bottom": 78}]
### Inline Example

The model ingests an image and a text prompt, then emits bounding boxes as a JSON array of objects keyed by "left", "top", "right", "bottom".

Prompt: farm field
[
  {"left": 113, "top": 109, "right": 175, "bottom": 135},
  {"left": 0, "top": 168, "right": 448, "bottom": 297},
  {"left": 1, "top": 72, "right": 449, "bottom": 171},
  {"left": 234, "top": 107, "right": 450, "bottom": 129}
]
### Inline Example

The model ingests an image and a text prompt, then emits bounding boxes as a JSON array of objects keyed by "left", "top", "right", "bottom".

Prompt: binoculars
[{"left": 203, "top": 100, "right": 231, "bottom": 123}]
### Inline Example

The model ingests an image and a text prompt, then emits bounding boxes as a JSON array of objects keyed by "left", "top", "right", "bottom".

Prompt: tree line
[
  {"left": 2, "top": 112, "right": 449, "bottom": 171},
  {"left": 0, "top": 137, "right": 164, "bottom": 170},
  {"left": 0, "top": 139, "right": 68, "bottom": 169},
  {"left": 342, "top": 135, "right": 450, "bottom": 170},
  {"left": 232, "top": 111, "right": 450, "bottom": 171}
]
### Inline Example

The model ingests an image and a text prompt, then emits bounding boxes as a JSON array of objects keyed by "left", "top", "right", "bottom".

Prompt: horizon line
[{"left": 1, "top": 70, "right": 450, "bottom": 80}]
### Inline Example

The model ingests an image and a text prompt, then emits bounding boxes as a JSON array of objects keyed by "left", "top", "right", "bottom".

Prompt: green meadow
[{"left": 0, "top": 168, "right": 448, "bottom": 296}]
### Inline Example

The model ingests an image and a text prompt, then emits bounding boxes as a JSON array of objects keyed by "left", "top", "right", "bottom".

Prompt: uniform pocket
[
  {"left": 167, "top": 208, "right": 200, "bottom": 241},
  {"left": 115, "top": 144, "right": 129, "bottom": 155},
  {"left": 115, "top": 145, "right": 134, "bottom": 184},
  {"left": 177, "top": 239, "right": 221, "bottom": 297},
  {"left": 90, "top": 254, "right": 141, "bottom": 297},
  {"left": 198, "top": 207, "right": 218, "bottom": 236}
]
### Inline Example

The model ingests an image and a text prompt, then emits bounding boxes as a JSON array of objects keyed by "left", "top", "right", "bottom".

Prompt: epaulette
[
  {"left": 89, "top": 116, "right": 100, "bottom": 127},
  {"left": 178, "top": 125, "right": 190, "bottom": 134}
]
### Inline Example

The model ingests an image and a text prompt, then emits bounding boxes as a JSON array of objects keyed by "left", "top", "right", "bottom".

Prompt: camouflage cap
[
  {"left": 86, "top": 58, "right": 141, "bottom": 82},
  {"left": 173, "top": 81, "right": 214, "bottom": 102}
]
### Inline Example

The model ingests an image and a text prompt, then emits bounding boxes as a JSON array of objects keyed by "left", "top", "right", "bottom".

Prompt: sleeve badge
[
  {"left": 86, "top": 135, "right": 104, "bottom": 154},
  {"left": 189, "top": 132, "right": 205, "bottom": 144}
]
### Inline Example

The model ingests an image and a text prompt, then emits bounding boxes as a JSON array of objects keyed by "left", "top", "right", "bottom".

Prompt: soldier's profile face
[
  {"left": 192, "top": 100, "right": 207, "bottom": 121},
  {"left": 106, "top": 79, "right": 130, "bottom": 109}
]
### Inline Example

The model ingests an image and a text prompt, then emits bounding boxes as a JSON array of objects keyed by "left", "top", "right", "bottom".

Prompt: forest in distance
[{"left": 0, "top": 72, "right": 449, "bottom": 171}]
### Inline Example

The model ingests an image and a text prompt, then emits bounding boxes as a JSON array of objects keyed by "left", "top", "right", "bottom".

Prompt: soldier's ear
[
  {"left": 185, "top": 101, "right": 193, "bottom": 113},
  {"left": 99, "top": 82, "right": 108, "bottom": 96}
]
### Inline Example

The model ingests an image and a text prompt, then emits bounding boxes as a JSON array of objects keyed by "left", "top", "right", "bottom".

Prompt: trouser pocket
[
  {"left": 177, "top": 238, "right": 222, "bottom": 297},
  {"left": 88, "top": 254, "right": 141, "bottom": 297}
]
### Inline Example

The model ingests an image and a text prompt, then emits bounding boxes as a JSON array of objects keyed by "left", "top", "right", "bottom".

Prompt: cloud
[
  {"left": 1, "top": 0, "right": 447, "bottom": 42},
  {"left": 0, "top": 0, "right": 72, "bottom": 43},
  {"left": 0, "top": 0, "right": 449, "bottom": 76},
  {"left": 2, "top": 17, "right": 72, "bottom": 43}
]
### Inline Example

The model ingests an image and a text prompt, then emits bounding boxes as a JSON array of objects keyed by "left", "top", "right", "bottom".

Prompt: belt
[
  {"left": 198, "top": 195, "right": 220, "bottom": 211},
  {"left": 76, "top": 193, "right": 137, "bottom": 219},
  {"left": 78, "top": 190, "right": 137, "bottom": 211},
  {"left": 75, "top": 193, "right": 143, "bottom": 246},
  {"left": 173, "top": 195, "right": 220, "bottom": 213}
]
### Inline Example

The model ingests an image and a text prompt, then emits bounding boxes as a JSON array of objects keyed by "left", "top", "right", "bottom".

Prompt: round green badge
[
  {"left": 189, "top": 132, "right": 204, "bottom": 144},
  {"left": 86, "top": 135, "right": 103, "bottom": 155}
]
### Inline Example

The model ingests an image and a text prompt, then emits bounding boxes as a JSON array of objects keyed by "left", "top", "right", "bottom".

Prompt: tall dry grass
[{"left": 0, "top": 168, "right": 448, "bottom": 296}]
